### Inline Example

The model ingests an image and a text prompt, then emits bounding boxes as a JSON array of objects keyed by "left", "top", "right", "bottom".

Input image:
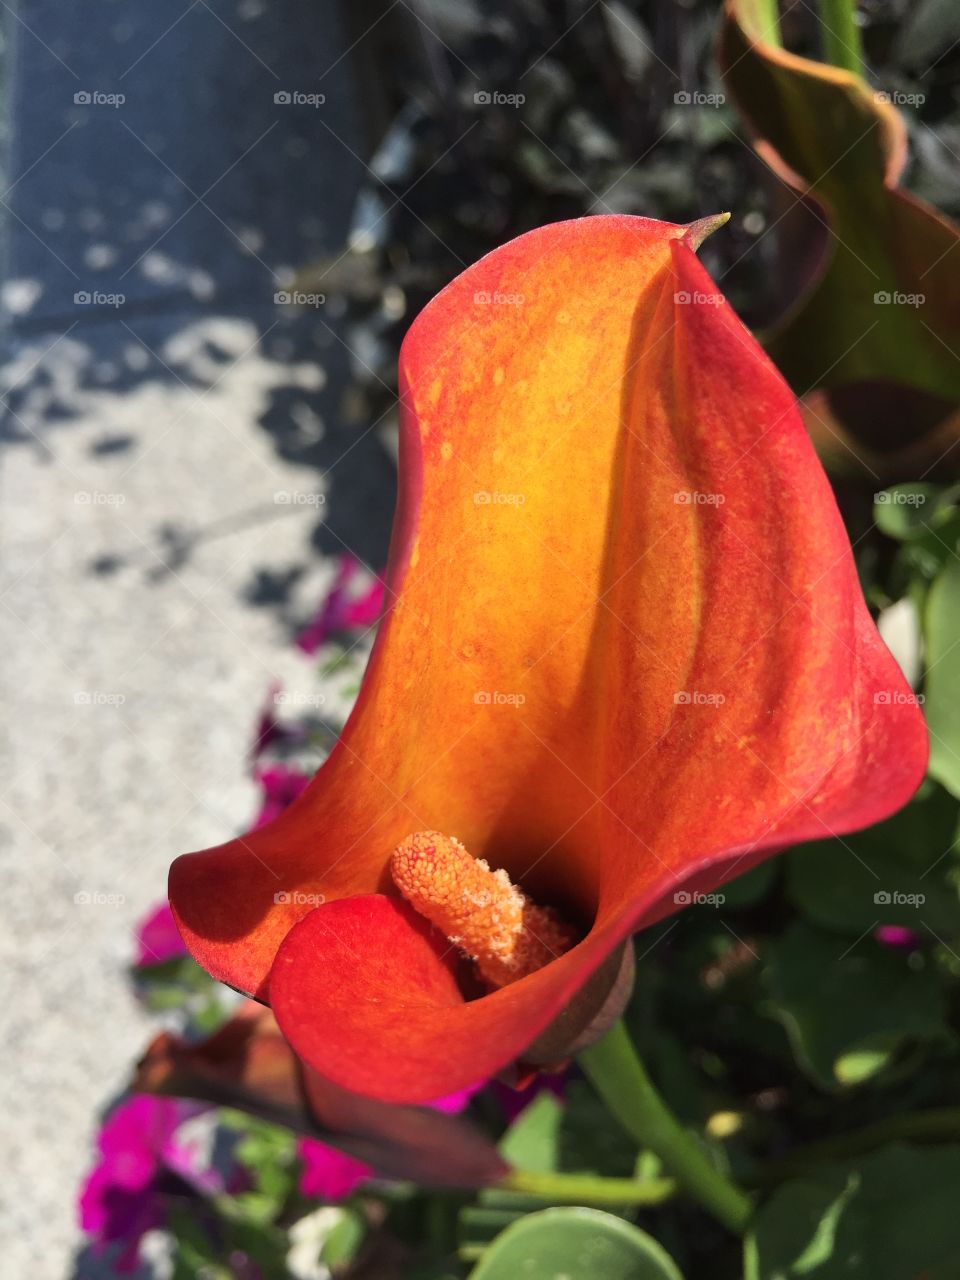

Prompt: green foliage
[
  {"left": 103, "top": 10, "right": 960, "bottom": 1273},
  {"left": 746, "top": 1145, "right": 960, "bottom": 1278},
  {"left": 720, "top": 862, "right": 778, "bottom": 910},
  {"left": 763, "top": 923, "right": 949, "bottom": 1086},
  {"left": 926, "top": 555, "right": 960, "bottom": 798},
  {"left": 223, "top": 1110, "right": 298, "bottom": 1210},
  {"left": 874, "top": 485, "right": 952, "bottom": 543},
  {"left": 468, "top": 1208, "right": 685, "bottom": 1280},
  {"left": 499, "top": 1092, "right": 563, "bottom": 1173},
  {"left": 320, "top": 1207, "right": 367, "bottom": 1269},
  {"left": 167, "top": 1200, "right": 289, "bottom": 1280},
  {"left": 132, "top": 953, "right": 236, "bottom": 1035},
  {"left": 785, "top": 782, "right": 960, "bottom": 935},
  {"left": 560, "top": 1079, "right": 644, "bottom": 1177}
]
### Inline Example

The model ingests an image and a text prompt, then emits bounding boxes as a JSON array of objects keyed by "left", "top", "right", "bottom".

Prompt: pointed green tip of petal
[{"left": 682, "top": 212, "right": 732, "bottom": 251}]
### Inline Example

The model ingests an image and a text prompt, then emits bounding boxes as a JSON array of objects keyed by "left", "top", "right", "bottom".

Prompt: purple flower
[
  {"left": 875, "top": 924, "right": 920, "bottom": 950},
  {"left": 79, "top": 1095, "right": 217, "bottom": 1272},
  {"left": 493, "top": 1072, "right": 568, "bottom": 1123},
  {"left": 296, "top": 556, "right": 384, "bottom": 657},
  {"left": 427, "top": 1080, "right": 485, "bottom": 1115},
  {"left": 296, "top": 1140, "right": 373, "bottom": 1200},
  {"left": 252, "top": 764, "right": 311, "bottom": 830},
  {"left": 134, "top": 902, "right": 187, "bottom": 967},
  {"left": 250, "top": 682, "right": 308, "bottom": 765},
  {"left": 251, "top": 681, "right": 285, "bottom": 761}
]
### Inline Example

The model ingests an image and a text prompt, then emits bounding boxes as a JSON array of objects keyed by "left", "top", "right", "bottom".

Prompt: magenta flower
[
  {"left": 295, "top": 555, "right": 384, "bottom": 656},
  {"left": 79, "top": 1095, "right": 217, "bottom": 1272},
  {"left": 296, "top": 1139, "right": 373, "bottom": 1200},
  {"left": 875, "top": 924, "right": 920, "bottom": 950},
  {"left": 253, "top": 764, "right": 311, "bottom": 830},
  {"left": 135, "top": 902, "right": 187, "bottom": 967},
  {"left": 429, "top": 1083, "right": 484, "bottom": 1115},
  {"left": 493, "top": 1073, "right": 568, "bottom": 1123},
  {"left": 250, "top": 682, "right": 308, "bottom": 765}
]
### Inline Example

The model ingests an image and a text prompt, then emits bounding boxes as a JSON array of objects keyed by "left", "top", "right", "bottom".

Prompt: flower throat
[{"left": 390, "top": 831, "right": 577, "bottom": 988}]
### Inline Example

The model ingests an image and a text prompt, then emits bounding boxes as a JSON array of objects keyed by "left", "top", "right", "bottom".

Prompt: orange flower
[{"left": 170, "top": 215, "right": 926, "bottom": 1104}]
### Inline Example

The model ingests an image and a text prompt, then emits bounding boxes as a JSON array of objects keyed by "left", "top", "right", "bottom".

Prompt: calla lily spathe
[{"left": 170, "top": 214, "right": 927, "bottom": 1104}]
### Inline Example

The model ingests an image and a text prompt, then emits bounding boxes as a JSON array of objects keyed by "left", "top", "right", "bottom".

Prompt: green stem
[
  {"left": 818, "top": 0, "right": 864, "bottom": 77},
  {"left": 752, "top": 0, "right": 783, "bottom": 47},
  {"left": 499, "top": 1168, "right": 677, "bottom": 1208},
  {"left": 578, "top": 1022, "right": 753, "bottom": 1234}
]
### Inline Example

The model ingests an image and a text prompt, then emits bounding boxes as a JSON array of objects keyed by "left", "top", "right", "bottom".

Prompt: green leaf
[
  {"left": 318, "top": 643, "right": 350, "bottom": 676},
  {"left": 890, "top": 499, "right": 960, "bottom": 589},
  {"left": 222, "top": 1216, "right": 290, "bottom": 1280},
  {"left": 874, "top": 484, "right": 943, "bottom": 540},
  {"left": 217, "top": 1191, "right": 282, "bottom": 1229},
  {"left": 764, "top": 923, "right": 947, "bottom": 1087},
  {"left": 499, "top": 1091, "right": 563, "bottom": 1173},
  {"left": 718, "top": 860, "right": 777, "bottom": 910},
  {"left": 167, "top": 1206, "right": 226, "bottom": 1280},
  {"left": 221, "top": 1111, "right": 298, "bottom": 1210},
  {"left": 786, "top": 782, "right": 960, "bottom": 935},
  {"left": 132, "top": 953, "right": 236, "bottom": 1034},
  {"left": 460, "top": 1204, "right": 529, "bottom": 1260},
  {"left": 468, "top": 1207, "right": 685, "bottom": 1280},
  {"left": 719, "top": 3, "right": 960, "bottom": 483},
  {"left": 559, "top": 1079, "right": 639, "bottom": 1176},
  {"left": 321, "top": 1206, "right": 367, "bottom": 1268},
  {"left": 746, "top": 1145, "right": 960, "bottom": 1278},
  {"left": 926, "top": 555, "right": 960, "bottom": 798}
]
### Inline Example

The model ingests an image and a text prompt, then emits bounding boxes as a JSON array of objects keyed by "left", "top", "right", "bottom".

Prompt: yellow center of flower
[{"left": 390, "top": 831, "right": 577, "bottom": 988}]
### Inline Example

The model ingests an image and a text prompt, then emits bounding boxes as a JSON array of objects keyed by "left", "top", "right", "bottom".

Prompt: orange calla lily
[{"left": 170, "top": 214, "right": 926, "bottom": 1105}]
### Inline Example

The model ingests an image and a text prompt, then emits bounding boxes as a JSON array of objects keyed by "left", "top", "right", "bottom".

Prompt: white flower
[{"left": 286, "top": 1206, "right": 346, "bottom": 1280}]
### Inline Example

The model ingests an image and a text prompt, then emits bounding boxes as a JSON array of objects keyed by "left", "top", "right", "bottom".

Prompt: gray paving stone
[{"left": 2, "top": 3, "right": 395, "bottom": 1275}]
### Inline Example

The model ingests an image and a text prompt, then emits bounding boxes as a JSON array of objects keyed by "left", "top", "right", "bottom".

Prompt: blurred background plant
[
  {"left": 56, "top": 0, "right": 960, "bottom": 1276},
  {"left": 299, "top": 0, "right": 960, "bottom": 485}
]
